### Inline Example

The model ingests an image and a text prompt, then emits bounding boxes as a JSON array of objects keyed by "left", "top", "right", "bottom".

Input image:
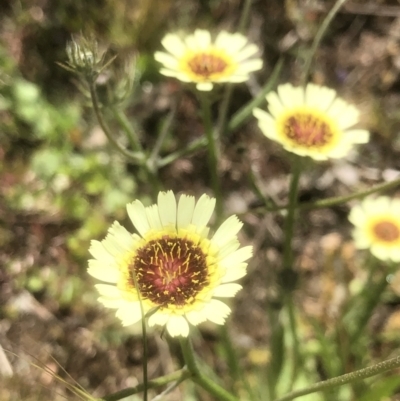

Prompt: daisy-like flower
[
  {"left": 88, "top": 191, "right": 252, "bottom": 337},
  {"left": 154, "top": 29, "right": 262, "bottom": 91},
  {"left": 349, "top": 196, "right": 400, "bottom": 262},
  {"left": 253, "top": 83, "right": 369, "bottom": 160}
]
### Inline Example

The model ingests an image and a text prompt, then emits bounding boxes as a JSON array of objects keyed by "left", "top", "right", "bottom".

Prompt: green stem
[
  {"left": 286, "top": 295, "right": 300, "bottom": 390},
  {"left": 247, "top": 176, "right": 400, "bottom": 214},
  {"left": 302, "top": 0, "right": 350, "bottom": 84},
  {"left": 179, "top": 338, "right": 240, "bottom": 401},
  {"left": 282, "top": 157, "right": 302, "bottom": 273},
  {"left": 111, "top": 107, "right": 143, "bottom": 153},
  {"left": 101, "top": 368, "right": 191, "bottom": 401},
  {"left": 200, "top": 94, "right": 223, "bottom": 220},
  {"left": 89, "top": 82, "right": 143, "bottom": 164},
  {"left": 227, "top": 57, "right": 284, "bottom": 134},
  {"left": 274, "top": 355, "right": 400, "bottom": 401},
  {"left": 157, "top": 137, "right": 207, "bottom": 168}
]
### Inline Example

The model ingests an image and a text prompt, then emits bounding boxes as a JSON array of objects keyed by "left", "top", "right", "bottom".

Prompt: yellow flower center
[
  {"left": 179, "top": 49, "right": 237, "bottom": 82},
  {"left": 128, "top": 236, "right": 210, "bottom": 308},
  {"left": 278, "top": 108, "right": 339, "bottom": 150},
  {"left": 372, "top": 220, "right": 400, "bottom": 243},
  {"left": 187, "top": 53, "right": 228, "bottom": 78}
]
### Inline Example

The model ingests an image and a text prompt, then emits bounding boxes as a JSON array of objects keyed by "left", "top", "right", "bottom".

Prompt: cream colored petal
[
  {"left": 235, "top": 44, "right": 259, "bottom": 61},
  {"left": 235, "top": 59, "right": 263, "bottom": 73},
  {"left": 253, "top": 108, "right": 275, "bottom": 124},
  {"left": 348, "top": 205, "right": 366, "bottom": 226},
  {"left": 108, "top": 221, "right": 136, "bottom": 251},
  {"left": 257, "top": 121, "right": 279, "bottom": 140},
  {"left": 218, "top": 239, "right": 240, "bottom": 260},
  {"left": 213, "top": 283, "right": 242, "bottom": 297},
  {"left": 362, "top": 198, "right": 379, "bottom": 214},
  {"left": 159, "top": 68, "right": 191, "bottom": 82},
  {"left": 222, "top": 263, "right": 247, "bottom": 283},
  {"left": 215, "top": 31, "right": 247, "bottom": 53},
  {"left": 102, "top": 232, "right": 129, "bottom": 258},
  {"left": 177, "top": 194, "right": 196, "bottom": 229},
  {"left": 196, "top": 82, "right": 214, "bottom": 91},
  {"left": 192, "top": 194, "right": 216, "bottom": 227},
  {"left": 154, "top": 51, "right": 179, "bottom": 69},
  {"left": 98, "top": 297, "right": 126, "bottom": 309},
  {"left": 166, "top": 315, "right": 190, "bottom": 337},
  {"left": 277, "top": 83, "right": 304, "bottom": 108},
  {"left": 127, "top": 200, "right": 150, "bottom": 237},
  {"left": 390, "top": 247, "right": 400, "bottom": 262},
  {"left": 335, "top": 105, "right": 359, "bottom": 130},
  {"left": 202, "top": 299, "right": 231, "bottom": 324},
  {"left": 373, "top": 197, "right": 391, "bottom": 212},
  {"left": 352, "top": 230, "right": 371, "bottom": 249},
  {"left": 145, "top": 204, "right": 163, "bottom": 230},
  {"left": 305, "top": 84, "right": 336, "bottom": 110},
  {"left": 390, "top": 199, "right": 400, "bottom": 214},
  {"left": 88, "top": 259, "right": 119, "bottom": 283},
  {"left": 161, "top": 33, "right": 186, "bottom": 58},
  {"left": 185, "top": 309, "right": 207, "bottom": 325},
  {"left": 116, "top": 302, "right": 143, "bottom": 326},
  {"left": 371, "top": 244, "right": 390, "bottom": 261},
  {"left": 95, "top": 284, "right": 122, "bottom": 298},
  {"left": 326, "top": 145, "right": 351, "bottom": 159},
  {"left": 217, "top": 75, "right": 248, "bottom": 83},
  {"left": 220, "top": 246, "right": 253, "bottom": 268},
  {"left": 266, "top": 91, "right": 285, "bottom": 118},
  {"left": 158, "top": 191, "right": 177, "bottom": 228},
  {"left": 344, "top": 129, "right": 370, "bottom": 144},
  {"left": 148, "top": 311, "right": 169, "bottom": 327},
  {"left": 89, "top": 240, "right": 114, "bottom": 263},
  {"left": 184, "top": 34, "right": 198, "bottom": 50},
  {"left": 194, "top": 29, "right": 211, "bottom": 49},
  {"left": 212, "top": 215, "right": 243, "bottom": 248}
]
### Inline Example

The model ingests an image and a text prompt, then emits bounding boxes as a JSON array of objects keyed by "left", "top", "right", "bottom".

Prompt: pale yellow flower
[
  {"left": 154, "top": 29, "right": 262, "bottom": 91},
  {"left": 253, "top": 83, "right": 369, "bottom": 160},
  {"left": 88, "top": 191, "right": 252, "bottom": 337},
  {"left": 349, "top": 196, "right": 400, "bottom": 262}
]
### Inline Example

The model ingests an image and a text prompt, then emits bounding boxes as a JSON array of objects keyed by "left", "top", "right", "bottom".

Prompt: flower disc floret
[
  {"left": 155, "top": 29, "right": 262, "bottom": 91},
  {"left": 88, "top": 191, "right": 252, "bottom": 337},
  {"left": 349, "top": 196, "right": 400, "bottom": 262},
  {"left": 253, "top": 83, "right": 369, "bottom": 160}
]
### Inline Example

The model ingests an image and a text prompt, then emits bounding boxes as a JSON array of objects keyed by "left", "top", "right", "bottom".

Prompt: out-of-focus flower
[
  {"left": 253, "top": 83, "right": 369, "bottom": 160},
  {"left": 88, "top": 191, "right": 252, "bottom": 337},
  {"left": 349, "top": 196, "right": 400, "bottom": 262},
  {"left": 154, "top": 29, "right": 262, "bottom": 91}
]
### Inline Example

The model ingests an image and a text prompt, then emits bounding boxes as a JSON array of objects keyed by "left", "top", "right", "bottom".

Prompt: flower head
[
  {"left": 154, "top": 29, "right": 262, "bottom": 91},
  {"left": 349, "top": 196, "right": 400, "bottom": 262},
  {"left": 88, "top": 191, "right": 252, "bottom": 337},
  {"left": 253, "top": 83, "right": 369, "bottom": 160}
]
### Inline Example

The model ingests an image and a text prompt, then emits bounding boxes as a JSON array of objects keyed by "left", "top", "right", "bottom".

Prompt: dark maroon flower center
[
  {"left": 373, "top": 221, "right": 400, "bottom": 243},
  {"left": 283, "top": 112, "right": 333, "bottom": 148},
  {"left": 129, "top": 236, "right": 209, "bottom": 307},
  {"left": 187, "top": 53, "right": 228, "bottom": 78}
]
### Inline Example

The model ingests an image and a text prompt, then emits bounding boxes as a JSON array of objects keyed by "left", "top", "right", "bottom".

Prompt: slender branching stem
[
  {"left": 274, "top": 355, "right": 400, "bottom": 401},
  {"left": 179, "top": 337, "right": 240, "bottom": 401},
  {"left": 89, "top": 82, "right": 143, "bottom": 164},
  {"left": 302, "top": 0, "right": 350, "bottom": 84},
  {"left": 111, "top": 107, "right": 143, "bottom": 153}
]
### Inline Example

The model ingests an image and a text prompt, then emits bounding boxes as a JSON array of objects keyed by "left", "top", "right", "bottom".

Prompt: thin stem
[
  {"left": 89, "top": 82, "right": 143, "bottom": 164},
  {"left": 247, "top": 176, "right": 400, "bottom": 214},
  {"left": 286, "top": 295, "right": 301, "bottom": 390},
  {"left": 148, "top": 101, "right": 178, "bottom": 169},
  {"left": 302, "top": 0, "right": 350, "bottom": 84},
  {"left": 111, "top": 107, "right": 143, "bottom": 153},
  {"left": 200, "top": 94, "right": 223, "bottom": 220},
  {"left": 274, "top": 355, "right": 400, "bottom": 401},
  {"left": 282, "top": 157, "right": 302, "bottom": 273},
  {"left": 215, "top": 0, "right": 254, "bottom": 138},
  {"left": 227, "top": 57, "right": 284, "bottom": 134},
  {"left": 101, "top": 368, "right": 191, "bottom": 401},
  {"left": 179, "top": 337, "right": 240, "bottom": 401},
  {"left": 157, "top": 137, "right": 207, "bottom": 168}
]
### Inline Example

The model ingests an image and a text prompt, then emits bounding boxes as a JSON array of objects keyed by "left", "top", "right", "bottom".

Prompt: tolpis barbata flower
[
  {"left": 154, "top": 29, "right": 263, "bottom": 91},
  {"left": 88, "top": 191, "right": 252, "bottom": 337},
  {"left": 349, "top": 196, "right": 400, "bottom": 262},
  {"left": 253, "top": 83, "right": 370, "bottom": 160}
]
